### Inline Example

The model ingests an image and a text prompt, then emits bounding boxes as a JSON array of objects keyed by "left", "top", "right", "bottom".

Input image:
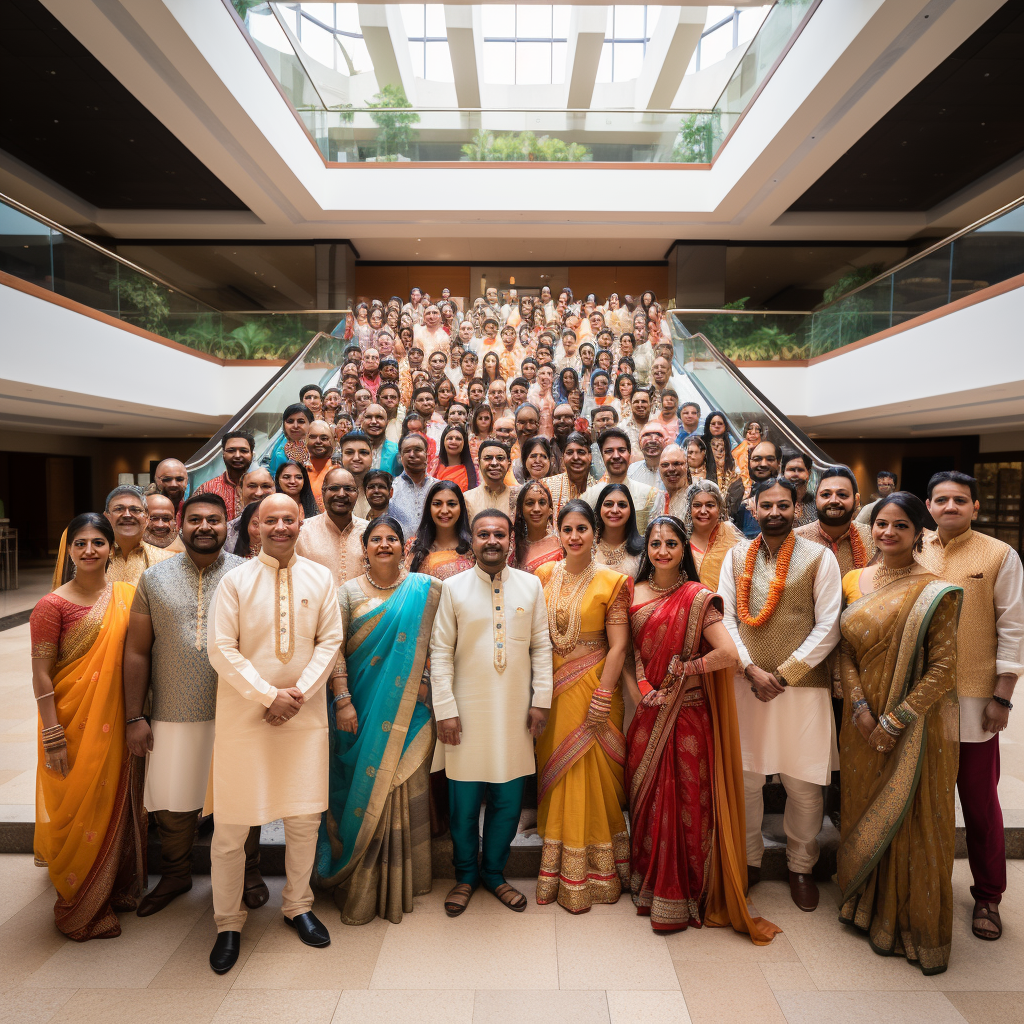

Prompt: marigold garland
[{"left": 736, "top": 532, "right": 795, "bottom": 627}]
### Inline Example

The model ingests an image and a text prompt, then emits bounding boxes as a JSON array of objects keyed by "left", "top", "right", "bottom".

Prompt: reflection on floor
[{"left": 0, "top": 856, "right": 1022, "bottom": 1024}]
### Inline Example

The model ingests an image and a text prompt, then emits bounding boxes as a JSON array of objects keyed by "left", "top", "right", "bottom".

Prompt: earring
[
  {"left": 399, "top": 556, "right": 407, "bottom": 572},
  {"left": 362, "top": 555, "right": 371, "bottom": 574}
]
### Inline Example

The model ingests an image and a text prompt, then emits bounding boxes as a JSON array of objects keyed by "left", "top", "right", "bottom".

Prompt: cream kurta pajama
[
  {"left": 429, "top": 565, "right": 553, "bottom": 889},
  {"left": 294, "top": 513, "right": 369, "bottom": 587},
  {"left": 206, "top": 551, "right": 344, "bottom": 931},
  {"left": 719, "top": 538, "right": 841, "bottom": 873}
]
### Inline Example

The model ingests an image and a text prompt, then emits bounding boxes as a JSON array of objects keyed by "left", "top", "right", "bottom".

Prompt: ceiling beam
[
  {"left": 565, "top": 6, "right": 607, "bottom": 109},
  {"left": 635, "top": 6, "right": 706, "bottom": 110},
  {"left": 357, "top": 4, "right": 416, "bottom": 100},
  {"left": 444, "top": 4, "right": 481, "bottom": 107}
]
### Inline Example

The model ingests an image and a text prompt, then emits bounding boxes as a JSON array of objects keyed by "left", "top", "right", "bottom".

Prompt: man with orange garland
[{"left": 719, "top": 476, "right": 842, "bottom": 913}]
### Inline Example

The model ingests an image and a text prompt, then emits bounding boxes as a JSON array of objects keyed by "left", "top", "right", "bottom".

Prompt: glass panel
[
  {"left": 890, "top": 251, "right": 951, "bottom": 325},
  {"left": 552, "top": 5, "right": 571, "bottom": 37},
  {"left": 738, "top": 5, "right": 771, "bottom": 45},
  {"left": 247, "top": 6, "right": 322, "bottom": 110},
  {"left": 516, "top": 4, "right": 552, "bottom": 38},
  {"left": 613, "top": 5, "right": 644, "bottom": 39},
  {"left": 297, "top": 16, "right": 336, "bottom": 69},
  {"left": 337, "top": 35, "right": 372, "bottom": 75},
  {"left": 424, "top": 3, "right": 446, "bottom": 36},
  {"left": 645, "top": 6, "right": 662, "bottom": 36},
  {"left": 552, "top": 41, "right": 567, "bottom": 83},
  {"left": 425, "top": 40, "right": 454, "bottom": 82},
  {"left": 613, "top": 42, "right": 644, "bottom": 80},
  {"left": 482, "top": 5, "right": 515, "bottom": 37},
  {"left": 407, "top": 40, "right": 425, "bottom": 76},
  {"left": 400, "top": 4, "right": 424, "bottom": 37},
  {"left": 300, "top": 4, "right": 335, "bottom": 27},
  {"left": 699, "top": 21, "right": 733, "bottom": 68},
  {"left": 0, "top": 202, "right": 53, "bottom": 287},
  {"left": 596, "top": 41, "right": 612, "bottom": 83},
  {"left": 335, "top": 3, "right": 361, "bottom": 34},
  {"left": 482, "top": 42, "right": 516, "bottom": 84},
  {"left": 516, "top": 42, "right": 553, "bottom": 85}
]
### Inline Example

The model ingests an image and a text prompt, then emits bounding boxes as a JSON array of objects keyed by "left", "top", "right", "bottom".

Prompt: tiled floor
[
  {"left": 1, "top": 859, "right": 1023, "bottom": 1024},
  {"left": 0, "top": 567, "right": 52, "bottom": 618}
]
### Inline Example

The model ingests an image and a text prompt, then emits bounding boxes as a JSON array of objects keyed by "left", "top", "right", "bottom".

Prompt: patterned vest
[
  {"left": 918, "top": 529, "right": 1008, "bottom": 698},
  {"left": 145, "top": 551, "right": 242, "bottom": 722},
  {"left": 731, "top": 534, "right": 830, "bottom": 687}
]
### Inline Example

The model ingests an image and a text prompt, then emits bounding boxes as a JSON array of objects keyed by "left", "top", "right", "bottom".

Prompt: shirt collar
[
  {"left": 473, "top": 564, "right": 509, "bottom": 585},
  {"left": 258, "top": 549, "right": 297, "bottom": 570}
]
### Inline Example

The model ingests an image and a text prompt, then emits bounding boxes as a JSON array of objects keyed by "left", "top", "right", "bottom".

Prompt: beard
[{"left": 816, "top": 503, "right": 854, "bottom": 527}]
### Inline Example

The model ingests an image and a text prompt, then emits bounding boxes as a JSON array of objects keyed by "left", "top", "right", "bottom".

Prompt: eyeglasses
[{"left": 109, "top": 505, "right": 146, "bottom": 517}]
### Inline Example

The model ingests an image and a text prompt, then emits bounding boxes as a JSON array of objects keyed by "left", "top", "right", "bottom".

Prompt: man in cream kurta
[
  {"left": 718, "top": 478, "right": 841, "bottom": 913},
  {"left": 206, "top": 494, "right": 344, "bottom": 973},
  {"left": 294, "top": 465, "right": 368, "bottom": 586},
  {"left": 429, "top": 509, "right": 553, "bottom": 913}
]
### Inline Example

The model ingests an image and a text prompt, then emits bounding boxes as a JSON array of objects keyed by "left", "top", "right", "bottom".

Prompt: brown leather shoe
[
  {"left": 747, "top": 865, "right": 761, "bottom": 890},
  {"left": 788, "top": 871, "right": 819, "bottom": 912},
  {"left": 137, "top": 878, "right": 192, "bottom": 917},
  {"left": 242, "top": 874, "right": 270, "bottom": 909}
]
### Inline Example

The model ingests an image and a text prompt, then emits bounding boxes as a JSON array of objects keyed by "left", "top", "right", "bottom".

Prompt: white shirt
[
  {"left": 719, "top": 542, "right": 841, "bottom": 784},
  {"left": 627, "top": 460, "right": 667, "bottom": 492}
]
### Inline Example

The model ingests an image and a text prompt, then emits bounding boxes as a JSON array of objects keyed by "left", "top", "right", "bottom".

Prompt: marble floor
[{"left": 0, "top": 857, "right": 1022, "bottom": 1024}]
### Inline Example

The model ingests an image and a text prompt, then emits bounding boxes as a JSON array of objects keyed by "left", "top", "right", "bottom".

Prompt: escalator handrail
[
  {"left": 668, "top": 311, "right": 834, "bottom": 470},
  {"left": 185, "top": 330, "right": 334, "bottom": 474},
  {"left": 0, "top": 191, "right": 217, "bottom": 313}
]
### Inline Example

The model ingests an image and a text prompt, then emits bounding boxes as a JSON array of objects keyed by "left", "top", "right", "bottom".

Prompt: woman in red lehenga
[{"left": 624, "top": 515, "right": 779, "bottom": 944}]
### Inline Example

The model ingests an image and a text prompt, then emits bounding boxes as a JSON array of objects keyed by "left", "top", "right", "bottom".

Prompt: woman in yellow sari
[
  {"left": 31, "top": 513, "right": 145, "bottom": 940},
  {"left": 837, "top": 492, "right": 962, "bottom": 975},
  {"left": 535, "top": 499, "right": 631, "bottom": 912}
]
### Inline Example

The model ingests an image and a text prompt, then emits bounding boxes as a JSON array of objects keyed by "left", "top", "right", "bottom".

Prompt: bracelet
[
  {"left": 892, "top": 703, "right": 917, "bottom": 726},
  {"left": 879, "top": 714, "right": 903, "bottom": 736},
  {"left": 992, "top": 695, "right": 1013, "bottom": 710},
  {"left": 850, "top": 698, "right": 870, "bottom": 716},
  {"left": 35, "top": 692, "right": 54, "bottom": 702},
  {"left": 126, "top": 716, "right": 147, "bottom": 726},
  {"left": 41, "top": 724, "right": 64, "bottom": 738}
]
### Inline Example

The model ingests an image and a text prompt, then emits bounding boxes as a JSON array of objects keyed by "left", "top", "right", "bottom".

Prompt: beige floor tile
[
  {"left": 413, "top": 877, "right": 633, "bottom": 917},
  {"left": 211, "top": 990, "right": 341, "bottom": 1024},
  {"left": 759, "top": 963, "right": 818, "bottom": 993},
  {"left": 606, "top": 989, "right": 692, "bottom": 1024},
  {"left": 776, "top": 910, "right": 941, "bottom": 992},
  {"left": 0, "top": 855, "right": 56, "bottom": 928},
  {"left": 943, "top": 991, "right": 1024, "bottom": 1023},
  {"left": 0, "top": 888, "right": 71, "bottom": 992},
  {"left": 746, "top": 880, "right": 843, "bottom": 921},
  {"left": 929, "top": 907, "right": 1024, "bottom": 991},
  {"left": 676, "top": 961, "right": 787, "bottom": 1024},
  {"left": 555, "top": 915, "right": 679, "bottom": 991},
  {"left": 663, "top": 920, "right": 800, "bottom": 963},
  {"left": 0, "top": 768, "right": 37, "bottom": 805},
  {"left": 332, "top": 989, "right": 474, "bottom": 1024},
  {"left": 49, "top": 988, "right": 226, "bottom": 1024},
  {"left": 474, "top": 989, "right": 609, "bottom": 1024},
  {"left": 774, "top": 991, "right": 968, "bottom": 1024},
  {"left": 21, "top": 883, "right": 211, "bottom": 990},
  {"left": 0, "top": 985, "right": 76, "bottom": 1024},
  {"left": 148, "top": 891, "right": 281, "bottom": 989},
  {"left": 231, "top": 914, "right": 387, "bottom": 990},
  {"left": 370, "top": 913, "right": 558, "bottom": 990}
]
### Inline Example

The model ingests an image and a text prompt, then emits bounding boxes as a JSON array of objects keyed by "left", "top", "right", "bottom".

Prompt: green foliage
[
  {"left": 366, "top": 85, "right": 419, "bottom": 160},
  {"left": 114, "top": 274, "right": 170, "bottom": 335},
  {"left": 170, "top": 314, "right": 315, "bottom": 361},
  {"left": 672, "top": 111, "right": 723, "bottom": 163},
  {"left": 684, "top": 304, "right": 810, "bottom": 361},
  {"left": 809, "top": 263, "right": 889, "bottom": 356},
  {"left": 460, "top": 130, "right": 591, "bottom": 162},
  {"left": 820, "top": 264, "right": 884, "bottom": 306},
  {"left": 232, "top": 0, "right": 265, "bottom": 20}
]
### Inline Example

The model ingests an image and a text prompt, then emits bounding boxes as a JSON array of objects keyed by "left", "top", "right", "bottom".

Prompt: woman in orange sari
[
  {"left": 434, "top": 425, "right": 479, "bottom": 493},
  {"left": 31, "top": 514, "right": 145, "bottom": 940},
  {"left": 511, "top": 480, "right": 563, "bottom": 573},
  {"left": 624, "top": 515, "right": 779, "bottom": 943},
  {"left": 535, "top": 500, "right": 631, "bottom": 912}
]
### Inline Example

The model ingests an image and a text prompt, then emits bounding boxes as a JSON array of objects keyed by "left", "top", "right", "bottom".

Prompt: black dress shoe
[
  {"left": 285, "top": 911, "right": 331, "bottom": 947},
  {"left": 210, "top": 931, "right": 241, "bottom": 974}
]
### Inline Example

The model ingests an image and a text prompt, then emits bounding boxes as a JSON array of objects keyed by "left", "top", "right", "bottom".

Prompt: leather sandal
[
  {"left": 444, "top": 883, "right": 476, "bottom": 917},
  {"left": 490, "top": 883, "right": 527, "bottom": 912},
  {"left": 972, "top": 900, "right": 1002, "bottom": 940}
]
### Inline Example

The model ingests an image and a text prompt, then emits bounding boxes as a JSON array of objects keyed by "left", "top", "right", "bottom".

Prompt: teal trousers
[{"left": 448, "top": 776, "right": 527, "bottom": 890}]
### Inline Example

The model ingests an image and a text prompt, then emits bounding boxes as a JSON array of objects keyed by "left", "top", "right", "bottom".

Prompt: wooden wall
[{"left": 354, "top": 265, "right": 471, "bottom": 304}]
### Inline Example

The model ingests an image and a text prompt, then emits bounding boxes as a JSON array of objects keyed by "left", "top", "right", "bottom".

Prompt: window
[
  {"left": 693, "top": 5, "right": 771, "bottom": 73},
  {"left": 401, "top": 4, "right": 453, "bottom": 81},
  {"left": 481, "top": 5, "right": 571, "bottom": 86},
  {"left": 277, "top": 3, "right": 373, "bottom": 76},
  {"left": 596, "top": 5, "right": 661, "bottom": 84}
]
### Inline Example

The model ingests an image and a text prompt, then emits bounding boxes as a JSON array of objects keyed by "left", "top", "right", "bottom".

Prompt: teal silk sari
[{"left": 316, "top": 572, "right": 441, "bottom": 896}]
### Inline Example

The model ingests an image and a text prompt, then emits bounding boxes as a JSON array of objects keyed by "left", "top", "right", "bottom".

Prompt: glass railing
[
  {"left": 186, "top": 331, "right": 349, "bottom": 491},
  {"left": 667, "top": 312, "right": 834, "bottom": 483},
  {"left": 0, "top": 193, "right": 349, "bottom": 360},
  {"left": 672, "top": 194, "right": 1024, "bottom": 360}
]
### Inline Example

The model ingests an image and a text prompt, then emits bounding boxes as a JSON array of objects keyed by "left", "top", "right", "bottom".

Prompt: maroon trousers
[{"left": 956, "top": 734, "right": 1006, "bottom": 904}]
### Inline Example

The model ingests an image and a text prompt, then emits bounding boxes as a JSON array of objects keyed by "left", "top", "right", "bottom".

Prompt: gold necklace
[
  {"left": 546, "top": 560, "right": 596, "bottom": 656},
  {"left": 648, "top": 570, "right": 687, "bottom": 593},
  {"left": 365, "top": 567, "right": 407, "bottom": 592},
  {"left": 597, "top": 539, "right": 627, "bottom": 566},
  {"left": 873, "top": 561, "right": 915, "bottom": 589}
]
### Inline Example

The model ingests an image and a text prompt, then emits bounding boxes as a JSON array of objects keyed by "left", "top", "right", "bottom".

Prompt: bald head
[
  {"left": 659, "top": 443, "right": 688, "bottom": 492},
  {"left": 144, "top": 492, "right": 178, "bottom": 547},
  {"left": 258, "top": 493, "right": 302, "bottom": 558},
  {"left": 241, "top": 467, "right": 274, "bottom": 505},
  {"left": 154, "top": 458, "right": 187, "bottom": 505},
  {"left": 492, "top": 415, "right": 516, "bottom": 445}
]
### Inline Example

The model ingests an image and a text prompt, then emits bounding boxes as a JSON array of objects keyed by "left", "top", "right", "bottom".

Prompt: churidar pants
[
  {"left": 957, "top": 734, "right": 1006, "bottom": 904},
  {"left": 211, "top": 814, "right": 319, "bottom": 932},
  {"left": 743, "top": 771, "right": 822, "bottom": 874},
  {"left": 449, "top": 776, "right": 527, "bottom": 890},
  {"left": 154, "top": 810, "right": 261, "bottom": 885}
]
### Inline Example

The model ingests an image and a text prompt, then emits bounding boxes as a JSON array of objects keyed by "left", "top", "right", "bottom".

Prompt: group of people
[{"left": 28, "top": 285, "right": 1020, "bottom": 982}]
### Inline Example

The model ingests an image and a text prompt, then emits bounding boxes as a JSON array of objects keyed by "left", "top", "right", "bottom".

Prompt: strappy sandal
[
  {"left": 972, "top": 900, "right": 1002, "bottom": 940},
  {"left": 444, "top": 883, "right": 476, "bottom": 917},
  {"left": 490, "top": 883, "right": 527, "bottom": 913}
]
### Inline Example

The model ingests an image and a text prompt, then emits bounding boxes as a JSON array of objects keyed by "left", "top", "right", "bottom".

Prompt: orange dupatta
[{"left": 35, "top": 582, "right": 145, "bottom": 939}]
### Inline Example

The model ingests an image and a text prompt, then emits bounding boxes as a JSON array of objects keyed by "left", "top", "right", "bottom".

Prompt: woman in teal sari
[{"left": 316, "top": 515, "right": 442, "bottom": 925}]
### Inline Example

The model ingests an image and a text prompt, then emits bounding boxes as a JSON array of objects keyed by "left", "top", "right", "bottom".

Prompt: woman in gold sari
[
  {"left": 317, "top": 516, "right": 442, "bottom": 925},
  {"left": 683, "top": 480, "right": 743, "bottom": 590},
  {"left": 837, "top": 492, "right": 962, "bottom": 975},
  {"left": 31, "top": 513, "right": 145, "bottom": 940},
  {"left": 535, "top": 500, "right": 631, "bottom": 912}
]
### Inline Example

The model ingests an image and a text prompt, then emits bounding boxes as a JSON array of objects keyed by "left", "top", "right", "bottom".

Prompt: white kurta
[
  {"left": 144, "top": 721, "right": 215, "bottom": 812},
  {"left": 429, "top": 565, "right": 553, "bottom": 784},
  {"left": 719, "top": 545, "right": 841, "bottom": 786},
  {"left": 206, "top": 550, "right": 344, "bottom": 824}
]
